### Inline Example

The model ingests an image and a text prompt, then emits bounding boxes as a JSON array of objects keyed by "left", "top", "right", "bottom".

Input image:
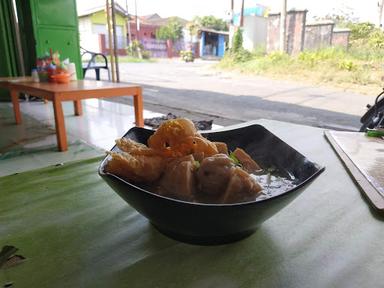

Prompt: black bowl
[{"left": 98, "top": 124, "right": 324, "bottom": 245}]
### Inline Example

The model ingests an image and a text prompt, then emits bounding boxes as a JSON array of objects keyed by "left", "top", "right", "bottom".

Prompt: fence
[
  {"left": 142, "top": 39, "right": 186, "bottom": 58},
  {"left": 97, "top": 35, "right": 189, "bottom": 58},
  {"left": 267, "top": 10, "right": 306, "bottom": 54},
  {"left": 141, "top": 39, "right": 168, "bottom": 58},
  {"left": 267, "top": 10, "right": 350, "bottom": 54},
  {"left": 304, "top": 22, "right": 334, "bottom": 50}
]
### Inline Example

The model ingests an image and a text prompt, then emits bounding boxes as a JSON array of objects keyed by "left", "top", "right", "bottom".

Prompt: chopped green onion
[{"left": 229, "top": 151, "right": 242, "bottom": 166}]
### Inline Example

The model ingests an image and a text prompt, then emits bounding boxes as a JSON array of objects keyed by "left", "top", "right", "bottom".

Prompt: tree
[
  {"left": 186, "top": 21, "right": 199, "bottom": 46},
  {"left": 156, "top": 17, "right": 184, "bottom": 41},
  {"left": 193, "top": 16, "right": 228, "bottom": 31},
  {"left": 348, "top": 22, "right": 376, "bottom": 41},
  {"left": 232, "top": 28, "right": 243, "bottom": 53},
  {"left": 347, "top": 22, "right": 384, "bottom": 48},
  {"left": 229, "top": 28, "right": 252, "bottom": 62}
]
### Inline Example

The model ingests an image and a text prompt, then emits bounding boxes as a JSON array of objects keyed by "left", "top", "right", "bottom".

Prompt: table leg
[
  {"left": 74, "top": 100, "right": 83, "bottom": 116},
  {"left": 133, "top": 87, "right": 144, "bottom": 127},
  {"left": 10, "top": 89, "right": 22, "bottom": 124},
  {"left": 52, "top": 98, "right": 68, "bottom": 151}
]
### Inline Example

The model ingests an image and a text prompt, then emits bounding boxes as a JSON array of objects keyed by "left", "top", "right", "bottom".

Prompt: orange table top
[
  {"left": 7, "top": 80, "right": 140, "bottom": 93},
  {"left": 0, "top": 76, "right": 33, "bottom": 88}
]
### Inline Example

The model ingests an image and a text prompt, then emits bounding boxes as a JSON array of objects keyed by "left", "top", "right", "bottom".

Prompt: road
[{"left": 90, "top": 59, "right": 376, "bottom": 130}]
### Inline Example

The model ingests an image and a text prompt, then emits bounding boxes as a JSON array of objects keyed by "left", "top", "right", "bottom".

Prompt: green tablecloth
[{"left": 1, "top": 120, "right": 384, "bottom": 288}]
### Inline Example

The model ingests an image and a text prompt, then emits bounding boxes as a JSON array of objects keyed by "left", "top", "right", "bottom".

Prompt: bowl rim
[{"left": 98, "top": 123, "right": 325, "bottom": 207}]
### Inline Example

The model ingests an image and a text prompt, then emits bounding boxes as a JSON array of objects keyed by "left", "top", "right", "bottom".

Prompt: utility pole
[
  {"left": 125, "top": 0, "right": 132, "bottom": 46},
  {"left": 231, "top": 0, "right": 234, "bottom": 25},
  {"left": 134, "top": 0, "right": 142, "bottom": 58},
  {"left": 106, "top": 0, "right": 116, "bottom": 82},
  {"left": 135, "top": 0, "right": 139, "bottom": 41},
  {"left": 240, "top": 0, "right": 245, "bottom": 27},
  {"left": 378, "top": 0, "right": 384, "bottom": 28},
  {"left": 279, "top": 0, "right": 287, "bottom": 52},
  {"left": 111, "top": 0, "right": 120, "bottom": 82}
]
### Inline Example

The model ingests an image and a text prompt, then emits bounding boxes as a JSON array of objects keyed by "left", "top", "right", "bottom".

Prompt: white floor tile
[{"left": 17, "top": 99, "right": 163, "bottom": 150}]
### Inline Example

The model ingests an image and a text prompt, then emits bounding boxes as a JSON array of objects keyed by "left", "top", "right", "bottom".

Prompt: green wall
[
  {"left": 30, "top": 0, "right": 83, "bottom": 79},
  {"left": 91, "top": 10, "right": 127, "bottom": 37}
]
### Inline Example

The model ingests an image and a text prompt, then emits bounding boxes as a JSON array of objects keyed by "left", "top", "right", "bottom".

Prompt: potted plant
[{"left": 180, "top": 50, "right": 194, "bottom": 62}]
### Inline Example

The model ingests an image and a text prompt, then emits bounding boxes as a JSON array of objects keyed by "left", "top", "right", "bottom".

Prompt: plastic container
[
  {"left": 50, "top": 72, "right": 71, "bottom": 84},
  {"left": 38, "top": 71, "right": 49, "bottom": 82},
  {"left": 67, "top": 63, "right": 77, "bottom": 81},
  {"left": 31, "top": 69, "right": 39, "bottom": 82}
]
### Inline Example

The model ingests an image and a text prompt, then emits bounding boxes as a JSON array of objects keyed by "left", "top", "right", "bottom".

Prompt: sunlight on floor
[{"left": 18, "top": 99, "right": 164, "bottom": 150}]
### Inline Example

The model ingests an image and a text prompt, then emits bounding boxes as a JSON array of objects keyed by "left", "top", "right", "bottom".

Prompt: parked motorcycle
[{"left": 360, "top": 88, "right": 384, "bottom": 136}]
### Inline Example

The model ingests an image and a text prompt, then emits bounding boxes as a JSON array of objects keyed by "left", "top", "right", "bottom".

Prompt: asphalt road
[{"left": 90, "top": 59, "right": 376, "bottom": 130}]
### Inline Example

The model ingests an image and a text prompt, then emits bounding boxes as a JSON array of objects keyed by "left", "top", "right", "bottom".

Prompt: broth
[
  {"left": 253, "top": 169, "right": 296, "bottom": 201},
  {"left": 136, "top": 167, "right": 296, "bottom": 204}
]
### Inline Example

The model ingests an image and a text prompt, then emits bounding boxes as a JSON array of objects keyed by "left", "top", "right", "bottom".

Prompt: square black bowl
[{"left": 98, "top": 124, "right": 325, "bottom": 245}]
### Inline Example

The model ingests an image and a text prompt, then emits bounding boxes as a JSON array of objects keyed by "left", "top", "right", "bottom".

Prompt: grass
[
  {"left": 110, "top": 56, "right": 157, "bottom": 63},
  {"left": 216, "top": 47, "right": 384, "bottom": 95}
]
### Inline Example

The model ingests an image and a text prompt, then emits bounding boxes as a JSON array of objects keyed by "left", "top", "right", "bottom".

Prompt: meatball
[
  {"left": 158, "top": 155, "right": 196, "bottom": 201},
  {"left": 197, "top": 154, "right": 234, "bottom": 196},
  {"left": 221, "top": 167, "right": 263, "bottom": 204}
]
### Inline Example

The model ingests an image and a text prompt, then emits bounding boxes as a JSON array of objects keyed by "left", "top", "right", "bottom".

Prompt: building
[
  {"left": 78, "top": 4, "right": 189, "bottom": 57},
  {"left": 229, "top": 3, "right": 269, "bottom": 52},
  {"left": 129, "top": 14, "right": 188, "bottom": 41},
  {"left": 198, "top": 28, "right": 229, "bottom": 59},
  {"left": 78, "top": 3, "right": 128, "bottom": 55}
]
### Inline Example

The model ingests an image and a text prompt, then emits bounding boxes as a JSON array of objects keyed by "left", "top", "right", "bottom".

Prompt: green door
[
  {"left": 36, "top": 27, "right": 81, "bottom": 67},
  {"left": 0, "top": 0, "right": 20, "bottom": 101},
  {"left": 30, "top": 0, "right": 83, "bottom": 79}
]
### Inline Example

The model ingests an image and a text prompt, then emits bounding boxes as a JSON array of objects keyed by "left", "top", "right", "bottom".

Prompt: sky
[{"left": 77, "top": 0, "right": 380, "bottom": 24}]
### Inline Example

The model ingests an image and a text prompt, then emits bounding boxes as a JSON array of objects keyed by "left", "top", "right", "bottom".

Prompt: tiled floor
[
  {"left": 7, "top": 99, "right": 164, "bottom": 149},
  {"left": 0, "top": 99, "right": 163, "bottom": 176}
]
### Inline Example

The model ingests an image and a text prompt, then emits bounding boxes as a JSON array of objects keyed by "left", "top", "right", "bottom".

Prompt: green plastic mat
[
  {"left": 0, "top": 102, "right": 56, "bottom": 153},
  {"left": 0, "top": 103, "right": 104, "bottom": 176},
  {"left": 0, "top": 139, "right": 104, "bottom": 177},
  {"left": 0, "top": 157, "right": 176, "bottom": 287}
]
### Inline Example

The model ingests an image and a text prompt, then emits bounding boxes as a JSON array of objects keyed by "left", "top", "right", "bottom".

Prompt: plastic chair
[{"left": 80, "top": 47, "right": 110, "bottom": 81}]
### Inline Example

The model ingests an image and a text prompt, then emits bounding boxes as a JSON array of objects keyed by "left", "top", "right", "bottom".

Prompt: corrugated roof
[
  {"left": 78, "top": 2, "right": 127, "bottom": 17},
  {"left": 141, "top": 13, "right": 162, "bottom": 21},
  {"left": 199, "top": 27, "right": 229, "bottom": 35}
]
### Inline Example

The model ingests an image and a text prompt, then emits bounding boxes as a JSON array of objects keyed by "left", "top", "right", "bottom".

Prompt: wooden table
[
  {"left": 0, "top": 76, "right": 32, "bottom": 85},
  {"left": 1, "top": 79, "right": 143, "bottom": 151}
]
